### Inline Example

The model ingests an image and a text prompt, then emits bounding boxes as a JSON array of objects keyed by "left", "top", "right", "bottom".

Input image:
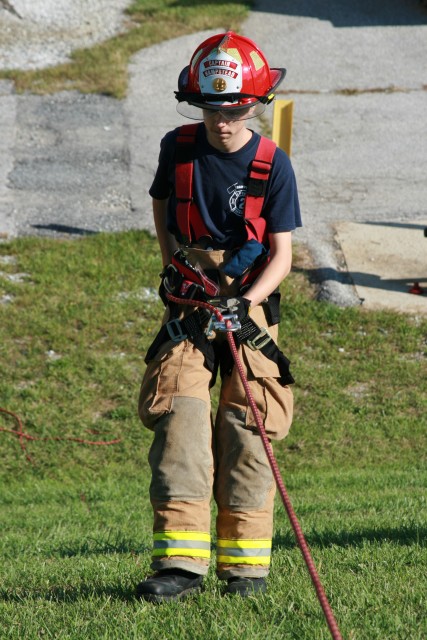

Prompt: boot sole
[
  {"left": 137, "top": 584, "right": 203, "bottom": 604},
  {"left": 224, "top": 579, "right": 266, "bottom": 597}
]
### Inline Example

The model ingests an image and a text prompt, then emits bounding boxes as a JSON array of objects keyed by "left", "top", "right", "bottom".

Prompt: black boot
[
  {"left": 136, "top": 569, "right": 204, "bottom": 603},
  {"left": 225, "top": 577, "right": 266, "bottom": 596}
]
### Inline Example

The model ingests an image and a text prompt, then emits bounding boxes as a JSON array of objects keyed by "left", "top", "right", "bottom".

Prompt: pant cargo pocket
[{"left": 139, "top": 340, "right": 211, "bottom": 429}]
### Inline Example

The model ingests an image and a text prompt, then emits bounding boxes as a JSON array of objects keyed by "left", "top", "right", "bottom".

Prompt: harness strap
[
  {"left": 171, "top": 250, "right": 219, "bottom": 297},
  {"left": 175, "top": 124, "right": 276, "bottom": 246},
  {"left": 244, "top": 136, "right": 277, "bottom": 244},
  {"left": 175, "top": 124, "right": 211, "bottom": 244},
  {"left": 145, "top": 304, "right": 293, "bottom": 386},
  {"left": 175, "top": 124, "right": 197, "bottom": 244},
  {"left": 145, "top": 309, "right": 215, "bottom": 373},
  {"left": 235, "top": 316, "right": 295, "bottom": 386}
]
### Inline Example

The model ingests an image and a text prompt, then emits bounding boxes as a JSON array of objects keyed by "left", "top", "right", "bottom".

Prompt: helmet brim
[
  {"left": 174, "top": 66, "right": 287, "bottom": 120},
  {"left": 270, "top": 68, "right": 287, "bottom": 94},
  {"left": 176, "top": 101, "right": 266, "bottom": 121}
]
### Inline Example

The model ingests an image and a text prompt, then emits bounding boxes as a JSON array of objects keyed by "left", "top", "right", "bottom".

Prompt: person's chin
[{"left": 213, "top": 130, "right": 230, "bottom": 138}]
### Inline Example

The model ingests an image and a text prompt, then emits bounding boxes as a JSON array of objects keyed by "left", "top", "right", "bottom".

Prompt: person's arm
[
  {"left": 243, "top": 231, "right": 292, "bottom": 308},
  {"left": 153, "top": 197, "right": 178, "bottom": 267}
]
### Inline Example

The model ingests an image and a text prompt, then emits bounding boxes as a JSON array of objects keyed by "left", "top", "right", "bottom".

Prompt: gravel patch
[{"left": 0, "top": 0, "right": 133, "bottom": 70}]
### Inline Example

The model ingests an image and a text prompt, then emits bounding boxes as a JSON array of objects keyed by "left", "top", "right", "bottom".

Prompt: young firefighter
[{"left": 137, "top": 31, "right": 302, "bottom": 602}]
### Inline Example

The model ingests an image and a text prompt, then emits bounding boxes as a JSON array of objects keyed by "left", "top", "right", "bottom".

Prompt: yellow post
[{"left": 271, "top": 99, "right": 294, "bottom": 156}]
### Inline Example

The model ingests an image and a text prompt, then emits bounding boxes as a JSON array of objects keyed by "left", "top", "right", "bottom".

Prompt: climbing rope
[
  {"left": 167, "top": 293, "right": 343, "bottom": 640},
  {"left": 0, "top": 406, "right": 121, "bottom": 464}
]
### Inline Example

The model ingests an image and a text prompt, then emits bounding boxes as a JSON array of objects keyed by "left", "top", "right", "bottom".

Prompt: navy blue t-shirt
[{"left": 149, "top": 124, "right": 301, "bottom": 250}]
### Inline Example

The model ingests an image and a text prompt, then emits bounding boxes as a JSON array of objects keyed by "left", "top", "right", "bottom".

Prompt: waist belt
[{"left": 145, "top": 307, "right": 294, "bottom": 386}]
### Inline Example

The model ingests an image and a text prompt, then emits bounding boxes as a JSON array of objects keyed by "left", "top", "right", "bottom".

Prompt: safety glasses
[{"left": 176, "top": 101, "right": 266, "bottom": 121}]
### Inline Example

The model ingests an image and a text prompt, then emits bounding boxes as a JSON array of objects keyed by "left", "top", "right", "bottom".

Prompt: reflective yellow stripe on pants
[
  {"left": 153, "top": 531, "right": 211, "bottom": 559},
  {"left": 216, "top": 538, "right": 272, "bottom": 565}
]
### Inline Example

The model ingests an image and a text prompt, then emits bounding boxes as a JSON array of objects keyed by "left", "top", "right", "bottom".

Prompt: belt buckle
[
  {"left": 166, "top": 319, "right": 187, "bottom": 342},
  {"left": 247, "top": 327, "right": 271, "bottom": 350}
]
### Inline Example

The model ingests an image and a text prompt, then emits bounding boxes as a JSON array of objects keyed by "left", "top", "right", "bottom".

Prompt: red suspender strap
[
  {"left": 244, "top": 136, "right": 277, "bottom": 244},
  {"left": 175, "top": 123, "right": 211, "bottom": 244},
  {"left": 175, "top": 127, "right": 275, "bottom": 246},
  {"left": 175, "top": 123, "right": 199, "bottom": 244}
]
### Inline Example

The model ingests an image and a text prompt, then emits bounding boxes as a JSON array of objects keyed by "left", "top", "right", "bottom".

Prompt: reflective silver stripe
[
  {"left": 154, "top": 540, "right": 211, "bottom": 550},
  {"left": 217, "top": 539, "right": 271, "bottom": 565},
  {"left": 217, "top": 547, "right": 270, "bottom": 557}
]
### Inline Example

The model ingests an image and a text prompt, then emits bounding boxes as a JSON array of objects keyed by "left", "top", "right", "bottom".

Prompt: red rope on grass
[
  {"left": 0, "top": 406, "right": 121, "bottom": 465},
  {"left": 167, "top": 294, "right": 343, "bottom": 640}
]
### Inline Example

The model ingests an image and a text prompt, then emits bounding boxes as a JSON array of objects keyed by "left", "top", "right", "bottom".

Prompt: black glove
[{"left": 208, "top": 296, "right": 251, "bottom": 322}]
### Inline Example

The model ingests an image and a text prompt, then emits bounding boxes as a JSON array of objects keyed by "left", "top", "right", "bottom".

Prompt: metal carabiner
[{"left": 205, "top": 313, "right": 241, "bottom": 336}]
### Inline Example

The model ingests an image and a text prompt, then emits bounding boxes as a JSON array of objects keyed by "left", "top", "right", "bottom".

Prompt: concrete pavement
[
  {"left": 336, "top": 219, "right": 427, "bottom": 314},
  {"left": 242, "top": 0, "right": 427, "bottom": 312},
  {"left": 1, "top": 0, "right": 427, "bottom": 314}
]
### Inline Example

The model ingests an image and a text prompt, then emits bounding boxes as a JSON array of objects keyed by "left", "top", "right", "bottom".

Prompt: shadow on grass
[
  {"left": 2, "top": 526, "right": 423, "bottom": 603},
  {"left": 31, "top": 223, "right": 99, "bottom": 236},
  {"left": 273, "top": 524, "right": 426, "bottom": 549},
  {"left": 0, "top": 583, "right": 138, "bottom": 604},
  {"left": 51, "top": 540, "right": 151, "bottom": 558}
]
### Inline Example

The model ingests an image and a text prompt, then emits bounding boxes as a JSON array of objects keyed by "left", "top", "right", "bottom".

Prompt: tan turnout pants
[{"left": 138, "top": 247, "right": 293, "bottom": 579}]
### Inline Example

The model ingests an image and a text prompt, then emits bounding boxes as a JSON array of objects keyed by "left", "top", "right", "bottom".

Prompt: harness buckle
[
  {"left": 179, "top": 280, "right": 204, "bottom": 300},
  {"left": 247, "top": 177, "right": 268, "bottom": 197},
  {"left": 166, "top": 319, "right": 187, "bottom": 342},
  {"left": 247, "top": 327, "right": 272, "bottom": 351}
]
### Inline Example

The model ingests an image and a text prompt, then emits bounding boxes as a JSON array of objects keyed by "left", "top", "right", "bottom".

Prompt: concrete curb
[{"left": 0, "top": 80, "right": 17, "bottom": 239}]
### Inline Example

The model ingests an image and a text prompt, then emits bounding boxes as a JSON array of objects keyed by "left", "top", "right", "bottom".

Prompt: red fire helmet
[{"left": 175, "top": 31, "right": 286, "bottom": 120}]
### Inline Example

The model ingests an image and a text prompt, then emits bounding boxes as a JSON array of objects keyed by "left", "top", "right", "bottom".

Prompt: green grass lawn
[
  {"left": 1, "top": 2, "right": 425, "bottom": 636},
  {"left": 0, "top": 231, "right": 426, "bottom": 639}
]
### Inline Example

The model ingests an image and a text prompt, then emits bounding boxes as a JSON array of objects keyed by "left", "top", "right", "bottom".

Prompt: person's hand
[{"left": 208, "top": 296, "right": 251, "bottom": 322}]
